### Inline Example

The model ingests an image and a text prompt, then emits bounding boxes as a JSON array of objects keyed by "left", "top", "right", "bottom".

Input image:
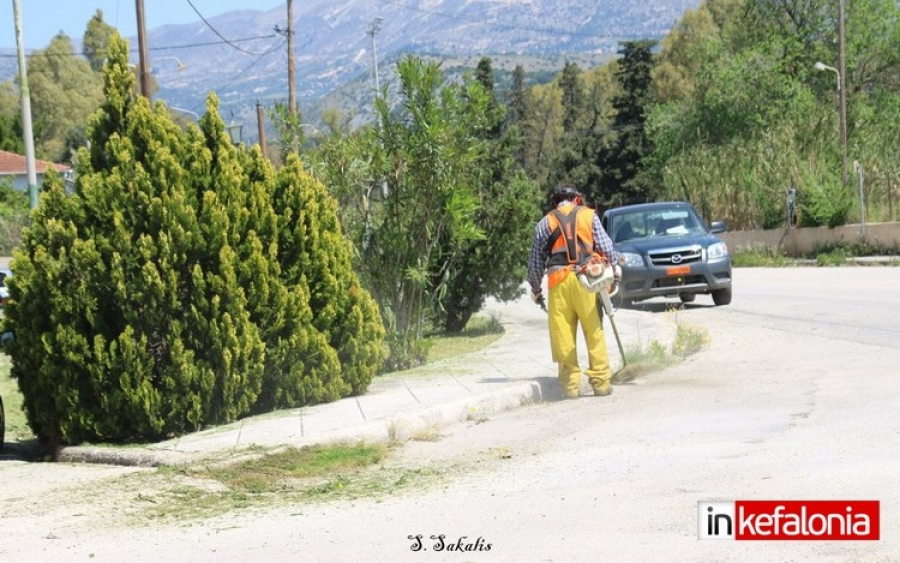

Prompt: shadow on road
[{"left": 619, "top": 300, "right": 715, "bottom": 314}]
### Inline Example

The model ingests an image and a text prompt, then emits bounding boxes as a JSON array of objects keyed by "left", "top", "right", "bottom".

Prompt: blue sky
[{"left": 3, "top": 1, "right": 286, "bottom": 49}]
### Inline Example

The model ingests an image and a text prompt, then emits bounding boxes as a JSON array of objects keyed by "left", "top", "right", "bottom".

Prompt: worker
[{"left": 527, "top": 184, "right": 621, "bottom": 398}]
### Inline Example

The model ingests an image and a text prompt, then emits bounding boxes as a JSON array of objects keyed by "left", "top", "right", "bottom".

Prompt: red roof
[{"left": 0, "top": 150, "right": 70, "bottom": 175}]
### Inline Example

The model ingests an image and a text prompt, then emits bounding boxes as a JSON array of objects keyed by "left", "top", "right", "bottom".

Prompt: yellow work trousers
[{"left": 547, "top": 272, "right": 612, "bottom": 397}]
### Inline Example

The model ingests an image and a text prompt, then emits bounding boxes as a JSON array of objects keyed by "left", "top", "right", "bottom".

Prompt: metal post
[
  {"left": 135, "top": 0, "right": 152, "bottom": 100},
  {"left": 368, "top": 17, "right": 383, "bottom": 97},
  {"left": 815, "top": 61, "right": 845, "bottom": 187},
  {"left": 855, "top": 161, "right": 865, "bottom": 239},
  {"left": 787, "top": 187, "right": 797, "bottom": 229},
  {"left": 12, "top": 0, "right": 38, "bottom": 208},
  {"left": 169, "top": 106, "right": 200, "bottom": 120},
  {"left": 838, "top": 0, "right": 848, "bottom": 185}
]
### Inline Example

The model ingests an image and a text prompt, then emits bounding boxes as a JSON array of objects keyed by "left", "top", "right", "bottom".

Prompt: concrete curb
[
  {"left": 57, "top": 379, "right": 559, "bottom": 468},
  {"left": 786, "top": 256, "right": 899, "bottom": 266}
]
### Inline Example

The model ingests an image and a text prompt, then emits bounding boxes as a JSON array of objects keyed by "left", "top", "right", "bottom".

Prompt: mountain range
[{"left": 2, "top": 0, "right": 701, "bottom": 140}]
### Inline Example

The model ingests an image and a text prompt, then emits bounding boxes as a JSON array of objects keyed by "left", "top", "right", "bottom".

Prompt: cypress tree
[
  {"left": 272, "top": 155, "right": 384, "bottom": 398},
  {"left": 4, "top": 35, "right": 268, "bottom": 447},
  {"left": 4, "top": 34, "right": 384, "bottom": 448}
]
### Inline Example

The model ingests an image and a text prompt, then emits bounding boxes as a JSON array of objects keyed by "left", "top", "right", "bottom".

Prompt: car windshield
[{"left": 609, "top": 207, "right": 707, "bottom": 243}]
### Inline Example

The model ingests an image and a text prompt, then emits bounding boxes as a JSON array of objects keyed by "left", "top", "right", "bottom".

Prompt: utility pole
[
  {"left": 367, "top": 17, "right": 383, "bottom": 97},
  {"left": 135, "top": 0, "right": 152, "bottom": 100},
  {"left": 12, "top": 0, "right": 38, "bottom": 208},
  {"left": 287, "top": 0, "right": 296, "bottom": 115},
  {"left": 837, "top": 0, "right": 848, "bottom": 185},
  {"left": 256, "top": 101, "right": 268, "bottom": 158}
]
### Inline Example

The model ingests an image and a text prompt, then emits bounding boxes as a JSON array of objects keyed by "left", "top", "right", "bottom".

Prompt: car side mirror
[{"left": 709, "top": 221, "right": 727, "bottom": 234}]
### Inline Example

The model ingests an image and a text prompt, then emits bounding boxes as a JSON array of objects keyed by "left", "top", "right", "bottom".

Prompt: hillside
[{"left": 1, "top": 0, "right": 701, "bottom": 140}]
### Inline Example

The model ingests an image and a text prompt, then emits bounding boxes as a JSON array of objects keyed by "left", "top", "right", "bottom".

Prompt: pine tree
[
  {"left": 506, "top": 65, "right": 528, "bottom": 126},
  {"left": 559, "top": 62, "right": 582, "bottom": 133},
  {"left": 601, "top": 39, "right": 658, "bottom": 202}
]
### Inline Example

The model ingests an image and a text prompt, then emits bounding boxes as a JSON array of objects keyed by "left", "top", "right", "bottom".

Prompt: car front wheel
[{"left": 712, "top": 287, "right": 732, "bottom": 306}]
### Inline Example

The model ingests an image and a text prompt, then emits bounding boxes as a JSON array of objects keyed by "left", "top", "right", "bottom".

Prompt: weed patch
[
  {"left": 731, "top": 244, "right": 789, "bottom": 267},
  {"left": 612, "top": 313, "right": 709, "bottom": 384},
  {"left": 671, "top": 320, "right": 709, "bottom": 358},
  {"left": 816, "top": 246, "right": 850, "bottom": 267}
]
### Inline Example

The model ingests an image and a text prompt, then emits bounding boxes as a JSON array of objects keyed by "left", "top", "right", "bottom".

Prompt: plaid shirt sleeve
[
  {"left": 527, "top": 216, "right": 551, "bottom": 292},
  {"left": 592, "top": 213, "right": 618, "bottom": 265}
]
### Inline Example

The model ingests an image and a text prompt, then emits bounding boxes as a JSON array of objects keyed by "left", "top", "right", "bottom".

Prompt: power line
[
  {"left": 0, "top": 34, "right": 279, "bottom": 58},
  {"left": 185, "top": 38, "right": 287, "bottom": 114},
  {"left": 186, "top": 0, "right": 273, "bottom": 56},
  {"left": 147, "top": 34, "right": 278, "bottom": 52}
]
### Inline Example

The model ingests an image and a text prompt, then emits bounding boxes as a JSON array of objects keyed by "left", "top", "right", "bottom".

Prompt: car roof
[{"left": 603, "top": 202, "right": 696, "bottom": 215}]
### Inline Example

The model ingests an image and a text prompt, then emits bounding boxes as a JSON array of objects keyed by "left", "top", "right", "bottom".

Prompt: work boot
[{"left": 592, "top": 385, "right": 613, "bottom": 397}]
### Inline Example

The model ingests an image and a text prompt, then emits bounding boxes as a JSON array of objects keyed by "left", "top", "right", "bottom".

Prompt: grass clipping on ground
[
  {"left": 113, "top": 442, "right": 460, "bottom": 522},
  {"left": 612, "top": 310, "right": 709, "bottom": 384}
]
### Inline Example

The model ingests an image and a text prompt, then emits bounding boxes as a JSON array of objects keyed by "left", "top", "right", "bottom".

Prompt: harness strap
[{"left": 546, "top": 207, "right": 592, "bottom": 267}]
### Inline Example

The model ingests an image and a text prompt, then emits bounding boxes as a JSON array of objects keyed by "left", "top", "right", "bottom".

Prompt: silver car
[{"left": 601, "top": 202, "right": 733, "bottom": 306}]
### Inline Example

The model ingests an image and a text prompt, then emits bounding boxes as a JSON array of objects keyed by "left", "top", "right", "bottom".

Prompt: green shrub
[
  {"left": 2, "top": 35, "right": 383, "bottom": 448},
  {"left": 731, "top": 244, "right": 788, "bottom": 267},
  {"left": 799, "top": 178, "right": 852, "bottom": 228},
  {"left": 261, "top": 155, "right": 385, "bottom": 406},
  {"left": 383, "top": 334, "right": 433, "bottom": 373},
  {"left": 816, "top": 246, "right": 850, "bottom": 266}
]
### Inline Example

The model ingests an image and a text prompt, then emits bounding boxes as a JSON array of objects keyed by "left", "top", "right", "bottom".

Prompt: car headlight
[
  {"left": 620, "top": 252, "right": 644, "bottom": 268},
  {"left": 707, "top": 242, "right": 729, "bottom": 261}
]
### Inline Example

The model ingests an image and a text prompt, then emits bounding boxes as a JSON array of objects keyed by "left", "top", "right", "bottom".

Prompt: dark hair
[{"left": 551, "top": 184, "right": 582, "bottom": 205}]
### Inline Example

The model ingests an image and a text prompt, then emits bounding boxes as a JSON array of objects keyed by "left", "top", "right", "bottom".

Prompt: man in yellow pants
[{"left": 527, "top": 185, "right": 620, "bottom": 398}]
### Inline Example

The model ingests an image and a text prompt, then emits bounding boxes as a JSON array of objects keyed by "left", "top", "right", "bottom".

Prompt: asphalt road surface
[{"left": 1, "top": 266, "right": 898, "bottom": 562}]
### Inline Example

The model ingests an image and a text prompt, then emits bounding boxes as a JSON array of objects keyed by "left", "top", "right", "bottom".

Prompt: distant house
[{"left": 0, "top": 150, "right": 72, "bottom": 192}]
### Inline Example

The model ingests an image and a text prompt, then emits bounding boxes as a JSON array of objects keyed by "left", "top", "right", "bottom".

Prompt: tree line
[{"left": 6, "top": 2, "right": 900, "bottom": 229}]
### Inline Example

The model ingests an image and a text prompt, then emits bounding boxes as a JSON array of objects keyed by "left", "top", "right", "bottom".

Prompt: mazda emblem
[{"left": 671, "top": 254, "right": 683, "bottom": 264}]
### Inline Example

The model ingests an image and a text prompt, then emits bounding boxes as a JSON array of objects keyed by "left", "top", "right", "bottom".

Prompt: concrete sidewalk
[{"left": 57, "top": 294, "right": 674, "bottom": 467}]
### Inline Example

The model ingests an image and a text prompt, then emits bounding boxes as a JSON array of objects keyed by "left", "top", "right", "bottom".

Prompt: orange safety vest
[{"left": 545, "top": 204, "right": 597, "bottom": 289}]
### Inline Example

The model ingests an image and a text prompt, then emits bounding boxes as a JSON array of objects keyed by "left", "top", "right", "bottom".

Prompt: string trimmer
[{"left": 576, "top": 259, "right": 627, "bottom": 369}]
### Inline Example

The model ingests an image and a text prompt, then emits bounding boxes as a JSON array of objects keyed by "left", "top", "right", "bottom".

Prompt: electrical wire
[
  {"left": 186, "top": 0, "right": 274, "bottom": 56},
  {"left": 0, "top": 35, "right": 279, "bottom": 59},
  {"left": 185, "top": 38, "right": 287, "bottom": 114},
  {"left": 148, "top": 34, "right": 278, "bottom": 52}
]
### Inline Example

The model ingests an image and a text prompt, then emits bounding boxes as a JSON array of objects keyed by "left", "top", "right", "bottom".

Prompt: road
[{"left": 1, "top": 267, "right": 899, "bottom": 562}]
